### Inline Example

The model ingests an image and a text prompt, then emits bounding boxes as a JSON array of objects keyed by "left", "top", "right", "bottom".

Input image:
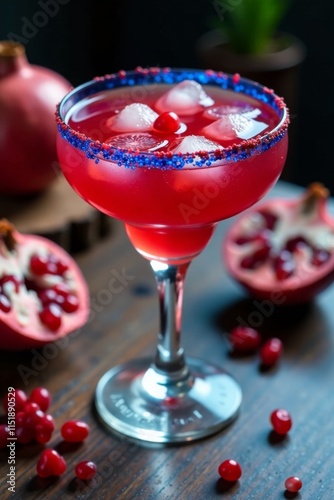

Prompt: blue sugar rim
[{"left": 56, "top": 67, "right": 289, "bottom": 169}]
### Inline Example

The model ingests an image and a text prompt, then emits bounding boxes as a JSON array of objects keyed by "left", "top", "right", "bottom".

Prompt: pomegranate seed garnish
[
  {"left": 62, "top": 294, "right": 79, "bottom": 313},
  {"left": 285, "top": 476, "right": 302, "bottom": 492},
  {"left": 218, "top": 459, "right": 242, "bottom": 481},
  {"left": 0, "top": 294, "right": 11, "bottom": 312},
  {"left": 39, "top": 304, "right": 62, "bottom": 331},
  {"left": 3, "top": 388, "right": 27, "bottom": 413},
  {"left": 259, "top": 338, "right": 283, "bottom": 367},
  {"left": 270, "top": 408, "right": 292, "bottom": 435},
  {"left": 153, "top": 111, "right": 181, "bottom": 133},
  {"left": 29, "top": 387, "right": 52, "bottom": 412},
  {"left": 61, "top": 420, "right": 90, "bottom": 443},
  {"left": 36, "top": 449, "right": 67, "bottom": 478},
  {"left": 312, "top": 248, "right": 330, "bottom": 266},
  {"left": 273, "top": 251, "right": 295, "bottom": 280},
  {"left": 228, "top": 327, "right": 261, "bottom": 352},
  {"left": 0, "top": 424, "right": 9, "bottom": 448},
  {"left": 75, "top": 460, "right": 97, "bottom": 480}
]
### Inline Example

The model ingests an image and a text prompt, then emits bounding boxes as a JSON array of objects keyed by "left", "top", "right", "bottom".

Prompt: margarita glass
[{"left": 56, "top": 68, "right": 289, "bottom": 443}]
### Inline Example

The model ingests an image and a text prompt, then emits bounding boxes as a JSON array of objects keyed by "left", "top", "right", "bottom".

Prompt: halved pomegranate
[
  {"left": 0, "top": 220, "right": 89, "bottom": 350},
  {"left": 224, "top": 184, "right": 334, "bottom": 304}
]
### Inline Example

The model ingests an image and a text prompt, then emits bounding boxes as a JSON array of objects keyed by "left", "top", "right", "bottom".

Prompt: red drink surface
[{"left": 58, "top": 83, "right": 288, "bottom": 263}]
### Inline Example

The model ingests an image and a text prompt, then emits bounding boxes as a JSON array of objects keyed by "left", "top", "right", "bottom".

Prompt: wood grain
[
  {"left": 0, "top": 175, "right": 112, "bottom": 253},
  {"left": 1, "top": 182, "right": 334, "bottom": 499}
]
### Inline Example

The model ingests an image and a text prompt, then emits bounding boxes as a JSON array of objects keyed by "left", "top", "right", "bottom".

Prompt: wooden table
[{"left": 1, "top": 181, "right": 334, "bottom": 499}]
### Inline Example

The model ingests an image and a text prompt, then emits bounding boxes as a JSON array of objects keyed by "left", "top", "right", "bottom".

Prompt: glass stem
[{"left": 150, "top": 260, "right": 190, "bottom": 380}]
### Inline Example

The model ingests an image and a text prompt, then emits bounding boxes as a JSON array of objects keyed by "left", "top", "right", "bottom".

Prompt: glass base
[{"left": 95, "top": 358, "right": 242, "bottom": 444}]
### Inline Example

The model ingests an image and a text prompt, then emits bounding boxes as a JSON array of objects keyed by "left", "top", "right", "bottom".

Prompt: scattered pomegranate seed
[
  {"left": 259, "top": 338, "right": 283, "bottom": 367},
  {"left": 36, "top": 449, "right": 67, "bottom": 478},
  {"left": 3, "top": 388, "right": 27, "bottom": 413},
  {"left": 29, "top": 387, "right": 52, "bottom": 412},
  {"left": 153, "top": 111, "right": 181, "bottom": 133},
  {"left": 61, "top": 420, "right": 90, "bottom": 443},
  {"left": 24, "top": 408, "right": 44, "bottom": 429},
  {"left": 16, "top": 426, "right": 35, "bottom": 445},
  {"left": 75, "top": 460, "right": 97, "bottom": 480},
  {"left": 284, "top": 476, "right": 302, "bottom": 492},
  {"left": 0, "top": 424, "right": 9, "bottom": 448},
  {"left": 218, "top": 459, "right": 242, "bottom": 481},
  {"left": 35, "top": 430, "right": 53, "bottom": 444},
  {"left": 39, "top": 303, "right": 62, "bottom": 331},
  {"left": 228, "top": 327, "right": 262, "bottom": 352},
  {"left": 36, "top": 414, "right": 55, "bottom": 435},
  {"left": 270, "top": 408, "right": 292, "bottom": 435}
]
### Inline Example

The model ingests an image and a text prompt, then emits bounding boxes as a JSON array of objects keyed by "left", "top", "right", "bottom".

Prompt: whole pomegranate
[
  {"left": 0, "top": 219, "right": 89, "bottom": 350},
  {"left": 0, "top": 41, "right": 71, "bottom": 195},
  {"left": 224, "top": 183, "right": 334, "bottom": 304}
]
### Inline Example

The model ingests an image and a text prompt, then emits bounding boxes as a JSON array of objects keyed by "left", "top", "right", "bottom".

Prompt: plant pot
[{"left": 196, "top": 30, "right": 306, "bottom": 179}]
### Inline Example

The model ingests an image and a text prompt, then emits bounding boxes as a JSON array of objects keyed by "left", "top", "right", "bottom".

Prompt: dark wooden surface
[{"left": 1, "top": 181, "right": 334, "bottom": 500}]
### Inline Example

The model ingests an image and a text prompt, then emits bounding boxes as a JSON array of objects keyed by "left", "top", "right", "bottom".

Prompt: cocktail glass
[{"left": 56, "top": 68, "right": 289, "bottom": 443}]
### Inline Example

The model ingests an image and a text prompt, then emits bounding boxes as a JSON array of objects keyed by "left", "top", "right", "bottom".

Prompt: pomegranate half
[
  {"left": 224, "top": 183, "right": 334, "bottom": 304},
  {"left": 0, "top": 220, "right": 89, "bottom": 350}
]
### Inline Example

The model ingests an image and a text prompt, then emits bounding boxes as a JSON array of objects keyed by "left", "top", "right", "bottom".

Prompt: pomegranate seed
[
  {"left": 273, "top": 251, "right": 295, "bottom": 280},
  {"left": 0, "top": 275, "right": 21, "bottom": 294},
  {"left": 3, "top": 388, "right": 27, "bottom": 413},
  {"left": 30, "top": 254, "right": 50, "bottom": 275},
  {"left": 258, "top": 209, "right": 277, "bottom": 230},
  {"left": 36, "top": 449, "right": 67, "bottom": 478},
  {"left": 61, "top": 420, "right": 90, "bottom": 443},
  {"left": 24, "top": 408, "right": 44, "bottom": 428},
  {"left": 38, "top": 289, "right": 64, "bottom": 307},
  {"left": 312, "top": 248, "right": 330, "bottom": 266},
  {"left": 240, "top": 244, "right": 270, "bottom": 269},
  {"left": 16, "top": 426, "right": 35, "bottom": 444},
  {"left": 228, "top": 327, "right": 262, "bottom": 352},
  {"left": 259, "top": 338, "right": 283, "bottom": 367},
  {"left": 55, "top": 260, "right": 68, "bottom": 275},
  {"left": 62, "top": 294, "right": 79, "bottom": 313},
  {"left": 153, "top": 111, "right": 181, "bottom": 133},
  {"left": 36, "top": 414, "right": 55, "bottom": 435},
  {"left": 75, "top": 460, "right": 97, "bottom": 480},
  {"left": 52, "top": 282, "right": 71, "bottom": 298},
  {"left": 35, "top": 430, "right": 53, "bottom": 444},
  {"left": 218, "top": 459, "right": 242, "bottom": 481},
  {"left": 0, "top": 294, "right": 11, "bottom": 312},
  {"left": 16, "top": 411, "right": 25, "bottom": 427},
  {"left": 39, "top": 303, "right": 62, "bottom": 331},
  {"left": 24, "top": 401, "right": 40, "bottom": 413},
  {"left": 285, "top": 476, "right": 302, "bottom": 492},
  {"left": 29, "top": 387, "right": 52, "bottom": 412},
  {"left": 285, "top": 235, "right": 308, "bottom": 253},
  {"left": 270, "top": 408, "right": 292, "bottom": 435},
  {"left": 0, "top": 424, "right": 9, "bottom": 448}
]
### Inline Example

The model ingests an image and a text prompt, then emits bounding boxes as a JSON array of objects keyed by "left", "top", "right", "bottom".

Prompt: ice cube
[
  {"left": 171, "top": 135, "right": 222, "bottom": 154},
  {"left": 107, "top": 103, "right": 158, "bottom": 132},
  {"left": 202, "top": 114, "right": 268, "bottom": 142},
  {"left": 204, "top": 105, "right": 261, "bottom": 121},
  {"left": 106, "top": 133, "right": 167, "bottom": 152},
  {"left": 155, "top": 81, "right": 214, "bottom": 116}
]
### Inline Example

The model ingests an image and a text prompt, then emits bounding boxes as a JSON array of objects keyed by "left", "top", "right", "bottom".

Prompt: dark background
[{"left": 0, "top": 0, "right": 333, "bottom": 192}]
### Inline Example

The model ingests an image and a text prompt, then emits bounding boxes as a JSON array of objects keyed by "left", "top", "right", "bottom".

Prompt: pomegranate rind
[
  {"left": 0, "top": 232, "right": 89, "bottom": 350},
  {"left": 223, "top": 191, "right": 334, "bottom": 304}
]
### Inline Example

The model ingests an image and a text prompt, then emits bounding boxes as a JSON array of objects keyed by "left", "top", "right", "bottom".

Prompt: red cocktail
[{"left": 56, "top": 68, "right": 289, "bottom": 443}]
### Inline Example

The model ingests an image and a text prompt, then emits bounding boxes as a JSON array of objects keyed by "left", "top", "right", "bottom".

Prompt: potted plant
[{"left": 196, "top": 0, "right": 306, "bottom": 178}]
